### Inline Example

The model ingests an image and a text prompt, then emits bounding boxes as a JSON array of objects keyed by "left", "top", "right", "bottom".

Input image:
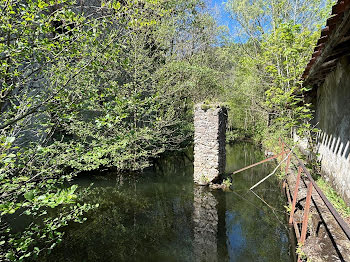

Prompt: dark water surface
[{"left": 39, "top": 143, "right": 293, "bottom": 262}]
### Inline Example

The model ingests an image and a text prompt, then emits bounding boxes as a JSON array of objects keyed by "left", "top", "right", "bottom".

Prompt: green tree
[
  {"left": 0, "top": 0, "right": 223, "bottom": 260},
  {"left": 224, "top": 0, "right": 335, "bottom": 145}
]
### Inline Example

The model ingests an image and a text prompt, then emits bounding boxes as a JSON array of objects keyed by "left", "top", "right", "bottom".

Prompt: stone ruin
[{"left": 193, "top": 103, "right": 227, "bottom": 185}]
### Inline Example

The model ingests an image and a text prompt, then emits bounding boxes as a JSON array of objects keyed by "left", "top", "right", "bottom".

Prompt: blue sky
[
  {"left": 208, "top": 0, "right": 243, "bottom": 42},
  {"left": 209, "top": 0, "right": 232, "bottom": 30}
]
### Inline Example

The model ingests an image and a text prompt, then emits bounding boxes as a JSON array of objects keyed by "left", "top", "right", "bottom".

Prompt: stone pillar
[{"left": 193, "top": 103, "right": 227, "bottom": 185}]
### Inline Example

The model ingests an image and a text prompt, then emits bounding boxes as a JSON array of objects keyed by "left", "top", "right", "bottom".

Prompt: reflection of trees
[
  {"left": 152, "top": 147, "right": 193, "bottom": 178},
  {"left": 36, "top": 187, "right": 154, "bottom": 262},
  {"left": 37, "top": 155, "right": 195, "bottom": 262},
  {"left": 35, "top": 143, "right": 291, "bottom": 262},
  {"left": 193, "top": 187, "right": 218, "bottom": 262},
  {"left": 225, "top": 142, "right": 267, "bottom": 175}
]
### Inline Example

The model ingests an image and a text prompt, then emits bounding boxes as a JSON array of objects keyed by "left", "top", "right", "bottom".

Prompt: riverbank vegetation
[
  {"left": 0, "top": 0, "right": 335, "bottom": 260},
  {"left": 223, "top": 0, "right": 334, "bottom": 147}
]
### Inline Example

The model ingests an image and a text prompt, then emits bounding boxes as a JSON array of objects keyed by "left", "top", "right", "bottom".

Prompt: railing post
[
  {"left": 289, "top": 166, "right": 302, "bottom": 225},
  {"left": 300, "top": 182, "right": 313, "bottom": 244},
  {"left": 297, "top": 182, "right": 313, "bottom": 262}
]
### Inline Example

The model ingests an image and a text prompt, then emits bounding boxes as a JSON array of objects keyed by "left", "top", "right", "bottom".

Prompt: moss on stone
[{"left": 200, "top": 104, "right": 212, "bottom": 111}]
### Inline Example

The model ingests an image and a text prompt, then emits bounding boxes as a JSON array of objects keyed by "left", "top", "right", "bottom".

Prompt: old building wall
[
  {"left": 193, "top": 104, "right": 227, "bottom": 185},
  {"left": 315, "top": 56, "right": 350, "bottom": 204}
]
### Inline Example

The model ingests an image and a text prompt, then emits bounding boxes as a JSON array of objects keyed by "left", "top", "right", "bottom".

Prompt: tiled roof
[{"left": 302, "top": 0, "right": 350, "bottom": 85}]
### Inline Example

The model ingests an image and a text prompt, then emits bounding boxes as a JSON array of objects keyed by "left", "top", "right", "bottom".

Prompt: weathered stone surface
[
  {"left": 193, "top": 104, "right": 227, "bottom": 185},
  {"left": 313, "top": 57, "right": 350, "bottom": 205}
]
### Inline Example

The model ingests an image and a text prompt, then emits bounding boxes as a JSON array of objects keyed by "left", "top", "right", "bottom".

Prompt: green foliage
[
  {"left": 222, "top": 178, "right": 232, "bottom": 188},
  {"left": 296, "top": 243, "right": 307, "bottom": 260},
  {"left": 200, "top": 103, "right": 212, "bottom": 111},
  {"left": 224, "top": 0, "right": 334, "bottom": 145},
  {"left": 317, "top": 178, "right": 350, "bottom": 218},
  {"left": 226, "top": 128, "right": 249, "bottom": 143},
  {"left": 0, "top": 0, "right": 224, "bottom": 260},
  {"left": 284, "top": 204, "right": 292, "bottom": 213}
]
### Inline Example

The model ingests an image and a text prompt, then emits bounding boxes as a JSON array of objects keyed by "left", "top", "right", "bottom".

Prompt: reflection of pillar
[
  {"left": 193, "top": 187, "right": 218, "bottom": 262},
  {"left": 193, "top": 104, "right": 227, "bottom": 185}
]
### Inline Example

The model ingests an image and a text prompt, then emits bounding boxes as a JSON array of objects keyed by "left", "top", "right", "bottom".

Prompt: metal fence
[{"left": 232, "top": 138, "right": 350, "bottom": 262}]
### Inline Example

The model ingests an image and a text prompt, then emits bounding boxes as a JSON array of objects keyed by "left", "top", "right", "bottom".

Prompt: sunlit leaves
[
  {"left": 224, "top": 0, "right": 333, "bottom": 144},
  {"left": 0, "top": 0, "right": 221, "bottom": 260}
]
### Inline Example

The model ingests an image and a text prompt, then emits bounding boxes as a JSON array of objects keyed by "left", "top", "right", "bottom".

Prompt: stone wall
[
  {"left": 313, "top": 57, "right": 350, "bottom": 204},
  {"left": 193, "top": 104, "right": 227, "bottom": 185},
  {"left": 315, "top": 57, "right": 350, "bottom": 147}
]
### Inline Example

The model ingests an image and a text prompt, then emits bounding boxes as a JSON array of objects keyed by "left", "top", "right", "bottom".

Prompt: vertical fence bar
[
  {"left": 289, "top": 166, "right": 302, "bottom": 225},
  {"left": 300, "top": 182, "right": 313, "bottom": 244}
]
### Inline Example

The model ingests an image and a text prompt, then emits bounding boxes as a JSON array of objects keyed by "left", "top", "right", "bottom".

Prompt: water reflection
[
  {"left": 34, "top": 143, "right": 292, "bottom": 262},
  {"left": 193, "top": 187, "right": 218, "bottom": 262}
]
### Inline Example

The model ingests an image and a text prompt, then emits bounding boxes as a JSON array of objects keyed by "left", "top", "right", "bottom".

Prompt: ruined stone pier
[{"left": 193, "top": 103, "right": 227, "bottom": 185}]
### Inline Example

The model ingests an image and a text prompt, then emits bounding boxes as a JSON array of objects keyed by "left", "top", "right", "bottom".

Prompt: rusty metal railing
[
  {"left": 232, "top": 151, "right": 284, "bottom": 175},
  {"left": 281, "top": 139, "right": 350, "bottom": 262}
]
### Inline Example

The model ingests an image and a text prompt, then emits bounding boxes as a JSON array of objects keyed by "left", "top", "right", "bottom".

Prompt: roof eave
[{"left": 302, "top": 1, "right": 350, "bottom": 87}]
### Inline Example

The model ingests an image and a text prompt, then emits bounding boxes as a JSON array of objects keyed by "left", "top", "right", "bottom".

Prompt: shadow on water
[{"left": 36, "top": 142, "right": 293, "bottom": 262}]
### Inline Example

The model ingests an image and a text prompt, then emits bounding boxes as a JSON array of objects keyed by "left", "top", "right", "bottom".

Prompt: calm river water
[{"left": 38, "top": 142, "right": 293, "bottom": 262}]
